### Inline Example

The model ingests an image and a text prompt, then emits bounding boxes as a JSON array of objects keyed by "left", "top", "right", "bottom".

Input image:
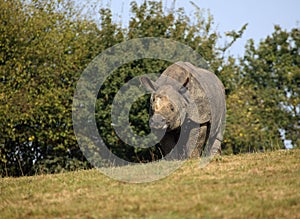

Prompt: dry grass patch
[{"left": 1, "top": 149, "right": 299, "bottom": 218}]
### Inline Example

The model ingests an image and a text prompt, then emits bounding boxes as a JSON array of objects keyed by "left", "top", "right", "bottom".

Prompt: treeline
[{"left": 0, "top": 0, "right": 299, "bottom": 176}]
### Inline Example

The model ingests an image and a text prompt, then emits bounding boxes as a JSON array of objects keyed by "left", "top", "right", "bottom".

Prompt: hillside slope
[{"left": 1, "top": 149, "right": 299, "bottom": 218}]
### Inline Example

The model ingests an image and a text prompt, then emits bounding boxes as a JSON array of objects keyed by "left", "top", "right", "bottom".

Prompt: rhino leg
[
  {"left": 159, "top": 130, "right": 178, "bottom": 157},
  {"left": 160, "top": 128, "right": 193, "bottom": 160},
  {"left": 158, "top": 124, "right": 209, "bottom": 159},
  {"left": 210, "top": 139, "right": 222, "bottom": 156},
  {"left": 210, "top": 127, "right": 224, "bottom": 156},
  {"left": 189, "top": 125, "right": 208, "bottom": 158},
  {"left": 175, "top": 120, "right": 208, "bottom": 159}
]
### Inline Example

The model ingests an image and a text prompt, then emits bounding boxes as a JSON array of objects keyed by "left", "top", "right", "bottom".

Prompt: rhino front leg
[
  {"left": 159, "top": 132, "right": 178, "bottom": 158},
  {"left": 160, "top": 129, "right": 192, "bottom": 160},
  {"left": 177, "top": 120, "right": 208, "bottom": 159},
  {"left": 189, "top": 125, "right": 207, "bottom": 158}
]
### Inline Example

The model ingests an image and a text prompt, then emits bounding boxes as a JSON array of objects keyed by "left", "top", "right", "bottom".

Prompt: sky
[{"left": 81, "top": 0, "right": 300, "bottom": 57}]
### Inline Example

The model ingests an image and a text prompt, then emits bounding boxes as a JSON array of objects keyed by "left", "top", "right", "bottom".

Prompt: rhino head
[{"left": 140, "top": 76, "right": 189, "bottom": 131}]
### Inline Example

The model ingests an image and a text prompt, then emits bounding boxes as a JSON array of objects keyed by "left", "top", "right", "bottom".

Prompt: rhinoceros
[{"left": 140, "top": 61, "right": 226, "bottom": 159}]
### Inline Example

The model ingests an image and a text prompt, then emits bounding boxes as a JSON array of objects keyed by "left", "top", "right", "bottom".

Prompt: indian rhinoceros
[{"left": 140, "top": 61, "right": 226, "bottom": 159}]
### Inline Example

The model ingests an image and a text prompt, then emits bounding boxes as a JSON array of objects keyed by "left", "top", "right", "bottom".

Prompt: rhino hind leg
[
  {"left": 209, "top": 128, "right": 223, "bottom": 156},
  {"left": 209, "top": 139, "right": 222, "bottom": 156}
]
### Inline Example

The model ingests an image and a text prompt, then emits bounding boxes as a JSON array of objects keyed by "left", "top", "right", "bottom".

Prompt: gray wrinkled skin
[{"left": 141, "top": 61, "right": 226, "bottom": 159}]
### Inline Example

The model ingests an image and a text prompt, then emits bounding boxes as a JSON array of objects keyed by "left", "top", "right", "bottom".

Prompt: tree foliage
[
  {"left": 1, "top": 0, "right": 298, "bottom": 176},
  {"left": 0, "top": 0, "right": 100, "bottom": 176},
  {"left": 243, "top": 26, "right": 299, "bottom": 148},
  {"left": 222, "top": 26, "right": 300, "bottom": 153}
]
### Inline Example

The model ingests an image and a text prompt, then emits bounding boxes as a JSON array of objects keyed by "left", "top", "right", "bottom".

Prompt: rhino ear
[{"left": 140, "top": 76, "right": 158, "bottom": 92}]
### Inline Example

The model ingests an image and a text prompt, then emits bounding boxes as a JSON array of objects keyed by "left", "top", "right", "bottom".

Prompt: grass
[{"left": 1, "top": 149, "right": 300, "bottom": 219}]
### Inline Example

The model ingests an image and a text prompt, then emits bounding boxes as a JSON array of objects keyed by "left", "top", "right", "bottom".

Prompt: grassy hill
[{"left": 1, "top": 149, "right": 299, "bottom": 219}]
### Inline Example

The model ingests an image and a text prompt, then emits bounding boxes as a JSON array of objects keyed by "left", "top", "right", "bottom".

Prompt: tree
[
  {"left": 0, "top": 0, "right": 104, "bottom": 176},
  {"left": 242, "top": 26, "right": 299, "bottom": 148},
  {"left": 222, "top": 26, "right": 300, "bottom": 153}
]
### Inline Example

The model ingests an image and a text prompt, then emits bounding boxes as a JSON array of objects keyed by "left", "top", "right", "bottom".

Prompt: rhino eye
[{"left": 170, "top": 105, "right": 175, "bottom": 112}]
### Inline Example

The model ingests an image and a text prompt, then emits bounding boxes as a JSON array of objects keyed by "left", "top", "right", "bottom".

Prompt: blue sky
[{"left": 82, "top": 0, "right": 300, "bottom": 57}]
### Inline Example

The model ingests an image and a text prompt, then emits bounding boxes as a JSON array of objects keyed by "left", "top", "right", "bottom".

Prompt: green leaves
[
  {"left": 224, "top": 25, "right": 300, "bottom": 152},
  {"left": 0, "top": 0, "right": 94, "bottom": 176}
]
